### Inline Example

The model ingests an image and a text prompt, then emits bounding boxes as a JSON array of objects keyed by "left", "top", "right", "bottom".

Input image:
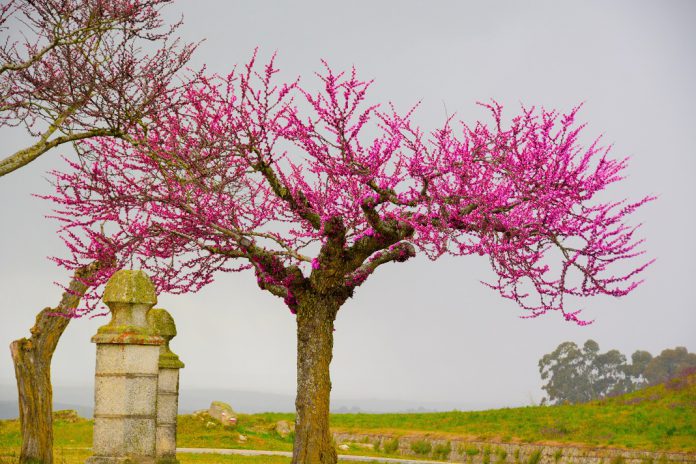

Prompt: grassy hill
[
  {"left": 326, "top": 372, "right": 695, "bottom": 451},
  {"left": 0, "top": 373, "right": 694, "bottom": 459},
  {"left": 186, "top": 373, "right": 693, "bottom": 453}
]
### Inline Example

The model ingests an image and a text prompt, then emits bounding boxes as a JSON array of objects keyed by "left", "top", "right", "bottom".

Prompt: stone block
[
  {"left": 96, "top": 344, "right": 160, "bottom": 375},
  {"left": 156, "top": 393, "right": 178, "bottom": 425},
  {"left": 92, "top": 416, "right": 156, "bottom": 456},
  {"left": 95, "top": 375, "right": 158, "bottom": 417},
  {"left": 156, "top": 425, "right": 177, "bottom": 457},
  {"left": 157, "top": 368, "right": 179, "bottom": 393}
]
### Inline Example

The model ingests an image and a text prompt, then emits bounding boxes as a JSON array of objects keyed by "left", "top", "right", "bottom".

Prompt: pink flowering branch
[{"left": 44, "top": 54, "right": 653, "bottom": 323}]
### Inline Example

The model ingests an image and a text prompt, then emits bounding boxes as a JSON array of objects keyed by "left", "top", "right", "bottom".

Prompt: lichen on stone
[
  {"left": 158, "top": 351, "right": 185, "bottom": 369},
  {"left": 147, "top": 308, "right": 177, "bottom": 338},
  {"left": 148, "top": 308, "right": 184, "bottom": 368},
  {"left": 91, "top": 332, "right": 164, "bottom": 345},
  {"left": 103, "top": 270, "right": 158, "bottom": 305}
]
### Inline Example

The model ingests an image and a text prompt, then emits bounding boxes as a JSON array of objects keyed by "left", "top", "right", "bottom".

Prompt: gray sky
[{"left": 1, "top": 0, "right": 695, "bottom": 411}]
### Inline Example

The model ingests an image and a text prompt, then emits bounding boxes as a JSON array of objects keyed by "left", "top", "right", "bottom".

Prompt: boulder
[
  {"left": 275, "top": 420, "right": 294, "bottom": 438},
  {"left": 208, "top": 401, "right": 237, "bottom": 426},
  {"left": 53, "top": 409, "right": 80, "bottom": 423}
]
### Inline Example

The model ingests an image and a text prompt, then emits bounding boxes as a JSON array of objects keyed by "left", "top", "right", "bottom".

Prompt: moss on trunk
[
  {"left": 9, "top": 262, "right": 100, "bottom": 464},
  {"left": 291, "top": 293, "right": 339, "bottom": 464}
]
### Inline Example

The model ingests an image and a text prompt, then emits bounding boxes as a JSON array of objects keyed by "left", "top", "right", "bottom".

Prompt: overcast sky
[{"left": 1, "top": 0, "right": 695, "bottom": 412}]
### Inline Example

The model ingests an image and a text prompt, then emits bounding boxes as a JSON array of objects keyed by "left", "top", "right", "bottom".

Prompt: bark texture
[
  {"left": 291, "top": 294, "right": 339, "bottom": 464},
  {"left": 0, "top": 126, "right": 122, "bottom": 177},
  {"left": 9, "top": 263, "right": 99, "bottom": 464}
]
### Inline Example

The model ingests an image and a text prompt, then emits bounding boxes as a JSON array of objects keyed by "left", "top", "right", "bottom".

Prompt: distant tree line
[{"left": 538, "top": 340, "right": 696, "bottom": 405}]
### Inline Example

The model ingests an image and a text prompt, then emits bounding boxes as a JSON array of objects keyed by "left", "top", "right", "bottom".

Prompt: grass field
[
  {"left": 180, "top": 374, "right": 695, "bottom": 453},
  {"left": 0, "top": 448, "right": 292, "bottom": 464},
  {"left": 0, "top": 373, "right": 693, "bottom": 462},
  {"left": 327, "top": 373, "right": 696, "bottom": 451}
]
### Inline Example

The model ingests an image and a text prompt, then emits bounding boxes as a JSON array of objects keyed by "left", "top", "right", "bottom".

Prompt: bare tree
[{"left": 0, "top": 0, "right": 195, "bottom": 177}]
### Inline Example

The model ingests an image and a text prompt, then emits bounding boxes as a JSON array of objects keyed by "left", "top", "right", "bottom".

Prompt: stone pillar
[
  {"left": 87, "top": 270, "right": 164, "bottom": 464},
  {"left": 147, "top": 309, "right": 185, "bottom": 464}
]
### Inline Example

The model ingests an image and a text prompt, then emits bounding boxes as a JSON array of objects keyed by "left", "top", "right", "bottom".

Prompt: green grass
[
  {"left": 327, "top": 374, "right": 696, "bottom": 452},
  {"left": 0, "top": 448, "right": 291, "bottom": 464},
  {"left": 178, "top": 412, "right": 294, "bottom": 451},
  {"left": 179, "top": 456, "right": 290, "bottom": 464},
  {"left": 0, "top": 373, "right": 693, "bottom": 461}
]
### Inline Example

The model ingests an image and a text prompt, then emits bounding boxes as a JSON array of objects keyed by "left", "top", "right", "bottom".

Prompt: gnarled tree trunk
[
  {"left": 291, "top": 294, "right": 339, "bottom": 464},
  {"left": 9, "top": 262, "right": 99, "bottom": 464}
]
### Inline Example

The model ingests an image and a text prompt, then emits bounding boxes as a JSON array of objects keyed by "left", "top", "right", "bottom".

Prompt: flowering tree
[
  {"left": 47, "top": 54, "right": 652, "bottom": 464},
  {"left": 0, "top": 0, "right": 194, "bottom": 177},
  {"left": 1, "top": 1, "right": 194, "bottom": 462}
]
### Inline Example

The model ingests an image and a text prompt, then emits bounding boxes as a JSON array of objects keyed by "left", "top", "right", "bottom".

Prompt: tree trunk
[
  {"left": 291, "top": 294, "right": 339, "bottom": 464},
  {"left": 9, "top": 263, "right": 99, "bottom": 464}
]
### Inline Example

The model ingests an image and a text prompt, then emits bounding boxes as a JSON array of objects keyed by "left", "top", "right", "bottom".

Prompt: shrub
[
  {"left": 411, "top": 440, "right": 432, "bottom": 456},
  {"left": 483, "top": 446, "right": 492, "bottom": 464},
  {"left": 554, "top": 449, "right": 563, "bottom": 463},
  {"left": 465, "top": 446, "right": 481, "bottom": 456},
  {"left": 527, "top": 450, "right": 542, "bottom": 464},
  {"left": 433, "top": 441, "right": 452, "bottom": 460},
  {"left": 383, "top": 437, "right": 399, "bottom": 454}
]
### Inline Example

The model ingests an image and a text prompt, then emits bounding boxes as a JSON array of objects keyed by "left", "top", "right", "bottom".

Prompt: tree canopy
[
  {"left": 539, "top": 340, "right": 696, "bottom": 405},
  {"left": 45, "top": 54, "right": 652, "bottom": 321}
]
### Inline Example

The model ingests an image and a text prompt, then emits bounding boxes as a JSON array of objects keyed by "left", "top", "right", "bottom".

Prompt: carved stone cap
[
  {"left": 148, "top": 308, "right": 185, "bottom": 369},
  {"left": 92, "top": 270, "right": 163, "bottom": 345},
  {"left": 103, "top": 270, "right": 158, "bottom": 305},
  {"left": 148, "top": 308, "right": 177, "bottom": 338}
]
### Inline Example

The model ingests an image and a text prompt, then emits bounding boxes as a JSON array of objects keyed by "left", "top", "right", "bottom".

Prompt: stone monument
[
  {"left": 87, "top": 270, "right": 164, "bottom": 464},
  {"left": 148, "top": 308, "right": 185, "bottom": 463}
]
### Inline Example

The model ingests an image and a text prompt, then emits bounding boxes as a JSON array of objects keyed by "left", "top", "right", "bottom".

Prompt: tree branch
[
  {"left": 342, "top": 195, "right": 415, "bottom": 272},
  {"left": 0, "top": 126, "right": 122, "bottom": 177},
  {"left": 345, "top": 242, "right": 416, "bottom": 288},
  {"left": 251, "top": 156, "right": 322, "bottom": 230}
]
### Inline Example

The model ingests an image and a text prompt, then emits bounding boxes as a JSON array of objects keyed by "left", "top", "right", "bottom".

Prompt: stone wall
[{"left": 333, "top": 433, "right": 696, "bottom": 464}]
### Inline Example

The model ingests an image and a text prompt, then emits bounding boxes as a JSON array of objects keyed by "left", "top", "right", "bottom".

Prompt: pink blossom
[{"left": 43, "top": 54, "right": 653, "bottom": 323}]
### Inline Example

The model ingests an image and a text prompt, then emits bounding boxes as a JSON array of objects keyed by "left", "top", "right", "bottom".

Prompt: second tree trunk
[{"left": 10, "top": 263, "right": 98, "bottom": 464}]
